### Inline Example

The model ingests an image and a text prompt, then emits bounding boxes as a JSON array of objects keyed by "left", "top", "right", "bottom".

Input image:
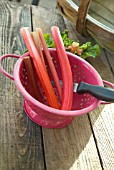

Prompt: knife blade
[{"left": 52, "top": 80, "right": 114, "bottom": 102}]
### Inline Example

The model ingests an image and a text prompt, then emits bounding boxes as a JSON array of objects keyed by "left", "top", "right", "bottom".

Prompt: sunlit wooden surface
[{"left": 0, "top": 1, "right": 114, "bottom": 170}]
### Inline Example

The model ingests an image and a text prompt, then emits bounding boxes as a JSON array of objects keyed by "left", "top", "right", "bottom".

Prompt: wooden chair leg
[{"left": 31, "top": 0, "right": 40, "bottom": 5}]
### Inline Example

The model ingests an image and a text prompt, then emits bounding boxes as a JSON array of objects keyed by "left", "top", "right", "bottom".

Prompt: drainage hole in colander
[
  {"left": 44, "top": 99, "right": 47, "bottom": 103},
  {"left": 72, "top": 65, "right": 77, "bottom": 72},
  {"left": 82, "top": 75, "right": 86, "bottom": 79},
  {"left": 73, "top": 79, "right": 76, "bottom": 83},
  {"left": 78, "top": 72, "right": 81, "bottom": 75},
  {"left": 24, "top": 81, "right": 27, "bottom": 86},
  {"left": 53, "top": 59, "right": 57, "bottom": 68},
  {"left": 80, "top": 103, "right": 84, "bottom": 109},
  {"left": 77, "top": 65, "right": 81, "bottom": 69},
  {"left": 80, "top": 102, "right": 83, "bottom": 106},
  {"left": 52, "top": 57, "right": 58, "bottom": 67}
]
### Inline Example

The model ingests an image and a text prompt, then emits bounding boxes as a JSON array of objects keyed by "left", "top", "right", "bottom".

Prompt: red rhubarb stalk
[
  {"left": 51, "top": 26, "right": 73, "bottom": 110},
  {"left": 20, "top": 27, "right": 60, "bottom": 109},
  {"left": 23, "top": 56, "right": 42, "bottom": 102},
  {"left": 31, "top": 32, "right": 45, "bottom": 66},
  {"left": 36, "top": 28, "right": 62, "bottom": 102}
]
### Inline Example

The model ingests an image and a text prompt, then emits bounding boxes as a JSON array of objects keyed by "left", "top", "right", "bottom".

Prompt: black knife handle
[{"left": 77, "top": 82, "right": 114, "bottom": 102}]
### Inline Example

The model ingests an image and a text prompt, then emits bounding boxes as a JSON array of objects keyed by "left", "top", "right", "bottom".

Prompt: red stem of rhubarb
[
  {"left": 23, "top": 56, "right": 43, "bottom": 102},
  {"left": 20, "top": 27, "right": 60, "bottom": 109},
  {"left": 31, "top": 32, "right": 45, "bottom": 66},
  {"left": 36, "top": 28, "right": 62, "bottom": 102},
  {"left": 51, "top": 26, "right": 73, "bottom": 110}
]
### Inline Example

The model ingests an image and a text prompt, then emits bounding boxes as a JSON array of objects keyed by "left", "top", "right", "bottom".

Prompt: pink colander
[{"left": 0, "top": 48, "right": 114, "bottom": 128}]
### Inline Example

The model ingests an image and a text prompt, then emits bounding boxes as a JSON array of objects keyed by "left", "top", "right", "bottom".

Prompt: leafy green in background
[
  {"left": 44, "top": 33, "right": 55, "bottom": 48},
  {"left": 80, "top": 42, "right": 100, "bottom": 59},
  {"left": 60, "top": 30, "right": 74, "bottom": 47},
  {"left": 44, "top": 30, "right": 74, "bottom": 48},
  {"left": 23, "top": 30, "right": 100, "bottom": 59},
  {"left": 44, "top": 30, "right": 100, "bottom": 59}
]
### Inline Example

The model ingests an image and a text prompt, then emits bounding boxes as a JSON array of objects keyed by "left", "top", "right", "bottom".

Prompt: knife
[{"left": 52, "top": 80, "right": 114, "bottom": 102}]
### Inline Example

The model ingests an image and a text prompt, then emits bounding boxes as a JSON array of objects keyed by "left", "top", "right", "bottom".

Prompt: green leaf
[
  {"left": 44, "top": 33, "right": 55, "bottom": 48},
  {"left": 22, "top": 49, "right": 28, "bottom": 54},
  {"left": 43, "top": 30, "right": 74, "bottom": 48},
  {"left": 60, "top": 30, "right": 74, "bottom": 47},
  {"left": 80, "top": 42, "right": 100, "bottom": 59}
]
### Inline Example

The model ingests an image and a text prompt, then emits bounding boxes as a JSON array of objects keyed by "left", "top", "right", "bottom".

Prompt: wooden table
[{"left": 0, "top": 1, "right": 114, "bottom": 170}]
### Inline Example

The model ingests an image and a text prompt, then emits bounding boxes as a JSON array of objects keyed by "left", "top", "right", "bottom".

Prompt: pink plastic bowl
[{"left": 0, "top": 48, "right": 114, "bottom": 128}]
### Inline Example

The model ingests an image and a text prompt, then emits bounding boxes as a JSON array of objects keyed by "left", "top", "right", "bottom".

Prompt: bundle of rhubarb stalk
[{"left": 20, "top": 26, "right": 100, "bottom": 111}]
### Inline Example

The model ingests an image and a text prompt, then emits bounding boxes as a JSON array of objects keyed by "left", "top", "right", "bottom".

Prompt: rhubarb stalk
[
  {"left": 36, "top": 28, "right": 62, "bottom": 102},
  {"left": 20, "top": 27, "right": 60, "bottom": 109},
  {"left": 31, "top": 32, "right": 45, "bottom": 65},
  {"left": 51, "top": 26, "right": 73, "bottom": 110},
  {"left": 24, "top": 56, "right": 42, "bottom": 102}
]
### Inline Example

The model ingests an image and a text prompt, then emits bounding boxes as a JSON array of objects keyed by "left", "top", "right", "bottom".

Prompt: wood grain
[
  {"left": 76, "top": 0, "right": 91, "bottom": 35},
  {"left": 32, "top": 5, "right": 102, "bottom": 170},
  {"left": 38, "top": 0, "right": 57, "bottom": 9},
  {"left": 0, "top": 1, "right": 114, "bottom": 170},
  {"left": 57, "top": 0, "right": 114, "bottom": 53},
  {"left": 88, "top": 49, "right": 114, "bottom": 170},
  {"left": 0, "top": 2, "right": 45, "bottom": 170},
  {"left": 64, "top": 20, "right": 114, "bottom": 170}
]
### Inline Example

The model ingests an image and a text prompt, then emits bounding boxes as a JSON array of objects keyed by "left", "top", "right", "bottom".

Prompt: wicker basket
[{"left": 57, "top": 0, "right": 114, "bottom": 53}]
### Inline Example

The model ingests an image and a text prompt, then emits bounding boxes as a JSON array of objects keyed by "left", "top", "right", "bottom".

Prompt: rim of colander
[{"left": 14, "top": 49, "right": 102, "bottom": 116}]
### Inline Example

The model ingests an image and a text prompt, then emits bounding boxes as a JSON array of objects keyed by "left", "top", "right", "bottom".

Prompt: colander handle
[
  {"left": 0, "top": 54, "right": 20, "bottom": 80},
  {"left": 100, "top": 80, "right": 114, "bottom": 104}
]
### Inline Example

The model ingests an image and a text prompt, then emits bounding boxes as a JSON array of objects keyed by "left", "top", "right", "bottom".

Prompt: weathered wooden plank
[
  {"left": 64, "top": 19, "right": 114, "bottom": 170},
  {"left": 57, "top": 0, "right": 114, "bottom": 53},
  {"left": 4, "top": 0, "right": 32, "bottom": 5},
  {"left": 88, "top": 104, "right": 114, "bottom": 170},
  {"left": 32, "top": 5, "right": 102, "bottom": 170},
  {"left": 87, "top": 56, "right": 114, "bottom": 169},
  {"left": 42, "top": 116, "right": 103, "bottom": 170},
  {"left": 38, "top": 0, "right": 57, "bottom": 9},
  {"left": 104, "top": 49, "right": 114, "bottom": 74},
  {"left": 0, "top": 2, "right": 44, "bottom": 170},
  {"left": 32, "top": 6, "right": 65, "bottom": 34},
  {"left": 72, "top": 0, "right": 114, "bottom": 30}
]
